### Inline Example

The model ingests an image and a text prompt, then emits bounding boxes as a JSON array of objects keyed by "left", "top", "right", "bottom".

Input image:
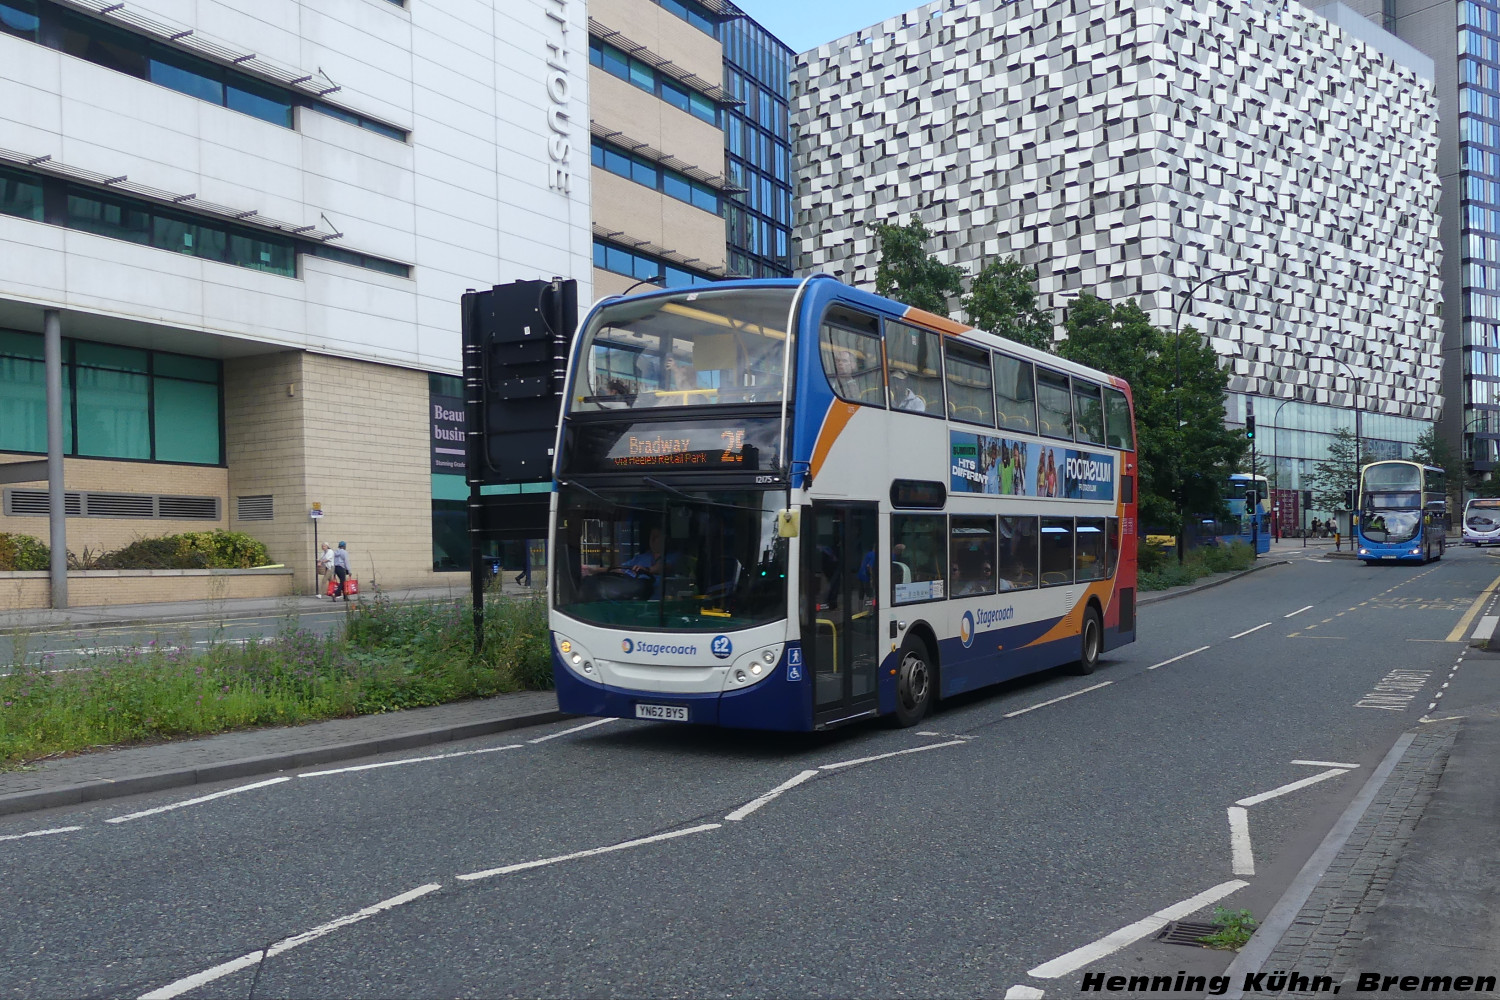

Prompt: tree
[
  {"left": 1306, "top": 428, "right": 1367, "bottom": 511},
  {"left": 963, "top": 257, "right": 1053, "bottom": 351},
  {"left": 1056, "top": 296, "right": 1244, "bottom": 533},
  {"left": 870, "top": 219, "right": 964, "bottom": 314}
]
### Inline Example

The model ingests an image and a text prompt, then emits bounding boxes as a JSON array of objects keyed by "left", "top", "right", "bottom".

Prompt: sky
[{"left": 734, "top": 0, "right": 925, "bottom": 54}]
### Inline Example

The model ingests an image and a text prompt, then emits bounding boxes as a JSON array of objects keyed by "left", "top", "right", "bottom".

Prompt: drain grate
[{"left": 1155, "top": 920, "right": 1221, "bottom": 947}]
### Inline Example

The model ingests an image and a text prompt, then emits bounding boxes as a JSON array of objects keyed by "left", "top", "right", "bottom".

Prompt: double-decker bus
[
  {"left": 1226, "top": 473, "right": 1271, "bottom": 553},
  {"left": 1462, "top": 498, "right": 1500, "bottom": 546},
  {"left": 1355, "top": 460, "right": 1448, "bottom": 564},
  {"left": 549, "top": 276, "right": 1138, "bottom": 731}
]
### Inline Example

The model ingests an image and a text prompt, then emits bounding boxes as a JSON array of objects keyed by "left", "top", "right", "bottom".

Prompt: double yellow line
[{"left": 1445, "top": 571, "right": 1500, "bottom": 643}]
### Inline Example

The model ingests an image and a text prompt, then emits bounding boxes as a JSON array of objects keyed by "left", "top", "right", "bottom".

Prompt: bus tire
[
  {"left": 1073, "top": 605, "right": 1103, "bottom": 676},
  {"left": 893, "top": 635, "right": 935, "bottom": 727}
]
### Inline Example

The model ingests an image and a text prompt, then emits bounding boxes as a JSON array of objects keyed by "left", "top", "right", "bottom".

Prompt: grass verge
[
  {"left": 1138, "top": 541, "right": 1257, "bottom": 591},
  {"left": 0, "top": 591, "right": 552, "bottom": 770}
]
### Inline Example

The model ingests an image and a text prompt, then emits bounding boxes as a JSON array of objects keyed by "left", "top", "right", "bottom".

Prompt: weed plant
[
  {"left": 1138, "top": 541, "right": 1255, "bottom": 591},
  {"left": 0, "top": 591, "right": 553, "bottom": 769},
  {"left": 1198, "top": 907, "right": 1257, "bottom": 950}
]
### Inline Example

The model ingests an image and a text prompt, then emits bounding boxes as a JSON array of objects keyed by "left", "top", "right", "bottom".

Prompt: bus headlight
[
  {"left": 1359, "top": 548, "right": 1368, "bottom": 555},
  {"left": 554, "top": 634, "right": 594, "bottom": 677},
  {"left": 724, "top": 644, "right": 783, "bottom": 689}
]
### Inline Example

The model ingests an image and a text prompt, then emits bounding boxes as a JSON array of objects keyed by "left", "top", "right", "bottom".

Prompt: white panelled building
[
  {"left": 0, "top": 0, "right": 592, "bottom": 597},
  {"left": 794, "top": 0, "right": 1445, "bottom": 521}
]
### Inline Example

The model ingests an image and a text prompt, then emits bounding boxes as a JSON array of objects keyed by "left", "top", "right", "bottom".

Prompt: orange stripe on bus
[
  {"left": 1022, "top": 580, "right": 1117, "bottom": 649},
  {"left": 901, "top": 306, "right": 972, "bottom": 336},
  {"left": 810, "top": 400, "right": 860, "bottom": 480}
]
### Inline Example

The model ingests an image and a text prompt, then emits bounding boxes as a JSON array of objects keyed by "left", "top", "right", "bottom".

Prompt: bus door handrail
[{"left": 782, "top": 274, "right": 825, "bottom": 486}]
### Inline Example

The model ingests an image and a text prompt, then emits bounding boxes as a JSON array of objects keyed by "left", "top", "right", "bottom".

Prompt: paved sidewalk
[
  {"left": 0, "top": 579, "right": 544, "bottom": 632},
  {"left": 0, "top": 690, "right": 566, "bottom": 817},
  {"left": 1225, "top": 705, "right": 1500, "bottom": 998}
]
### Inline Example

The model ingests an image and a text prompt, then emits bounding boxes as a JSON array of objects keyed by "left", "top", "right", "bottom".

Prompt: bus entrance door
[{"left": 805, "top": 502, "right": 880, "bottom": 726}]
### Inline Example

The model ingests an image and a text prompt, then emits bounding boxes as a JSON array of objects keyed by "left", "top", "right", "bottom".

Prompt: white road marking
[
  {"left": 138, "top": 882, "right": 442, "bottom": 999},
  {"left": 1027, "top": 880, "right": 1249, "bottom": 979},
  {"left": 105, "top": 777, "right": 291, "bottom": 825},
  {"left": 527, "top": 718, "right": 617, "bottom": 743},
  {"left": 725, "top": 769, "right": 819, "bottom": 821},
  {"left": 818, "top": 739, "right": 967, "bottom": 771},
  {"left": 1003, "top": 682, "right": 1112, "bottom": 718},
  {"left": 1283, "top": 605, "right": 1314, "bottom": 618},
  {"left": 298, "top": 744, "right": 523, "bottom": 777},
  {"left": 0, "top": 825, "right": 81, "bottom": 843},
  {"left": 1229, "top": 622, "right": 1272, "bottom": 639},
  {"left": 1227, "top": 807, "right": 1254, "bottom": 876},
  {"left": 1146, "top": 646, "right": 1211, "bottom": 670},
  {"left": 456, "top": 824, "right": 721, "bottom": 882},
  {"left": 1005, "top": 987, "right": 1046, "bottom": 999},
  {"left": 1291, "top": 759, "right": 1359, "bottom": 769},
  {"left": 1235, "top": 768, "right": 1348, "bottom": 807},
  {"left": 1473, "top": 615, "right": 1499, "bottom": 640}
]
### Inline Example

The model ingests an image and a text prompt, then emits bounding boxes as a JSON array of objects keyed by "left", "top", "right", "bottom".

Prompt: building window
[
  {"left": 0, "top": 164, "right": 409, "bottom": 279},
  {"left": 0, "top": 329, "right": 223, "bottom": 465},
  {"left": 589, "top": 38, "right": 720, "bottom": 126},
  {"left": 592, "top": 238, "right": 717, "bottom": 288},
  {"left": 17, "top": 0, "right": 405, "bottom": 139},
  {"left": 591, "top": 139, "right": 720, "bottom": 214}
]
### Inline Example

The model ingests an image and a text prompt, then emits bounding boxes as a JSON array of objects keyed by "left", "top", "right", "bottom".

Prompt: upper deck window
[
  {"left": 819, "top": 306, "right": 884, "bottom": 406},
  {"left": 571, "top": 288, "right": 792, "bottom": 411},
  {"left": 1104, "top": 386, "right": 1134, "bottom": 451},
  {"left": 886, "top": 321, "right": 943, "bottom": 416},
  {"left": 1035, "top": 369, "right": 1074, "bottom": 440},
  {"left": 945, "top": 341, "right": 994, "bottom": 426}
]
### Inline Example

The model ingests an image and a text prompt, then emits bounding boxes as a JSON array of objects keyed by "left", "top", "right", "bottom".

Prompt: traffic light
[
  {"left": 1343, "top": 488, "right": 1355, "bottom": 509},
  {"left": 1245, "top": 413, "right": 1255, "bottom": 441}
]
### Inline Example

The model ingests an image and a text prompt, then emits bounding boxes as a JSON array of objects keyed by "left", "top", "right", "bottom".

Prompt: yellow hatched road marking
[{"left": 1445, "top": 572, "right": 1500, "bottom": 643}]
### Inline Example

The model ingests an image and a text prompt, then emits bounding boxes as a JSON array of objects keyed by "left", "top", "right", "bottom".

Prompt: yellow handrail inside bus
[{"left": 816, "top": 618, "right": 837, "bottom": 673}]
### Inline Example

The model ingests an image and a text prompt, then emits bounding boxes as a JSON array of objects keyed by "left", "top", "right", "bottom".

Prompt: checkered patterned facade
[{"left": 794, "top": 0, "right": 1443, "bottom": 423}]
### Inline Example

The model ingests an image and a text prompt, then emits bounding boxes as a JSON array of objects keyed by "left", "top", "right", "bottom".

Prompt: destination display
[
  {"left": 950, "top": 430, "right": 1115, "bottom": 501},
  {"left": 564, "top": 416, "right": 779, "bottom": 474}
]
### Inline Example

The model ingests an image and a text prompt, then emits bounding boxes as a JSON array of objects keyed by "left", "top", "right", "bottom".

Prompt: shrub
[
  {"left": 0, "top": 533, "right": 49, "bottom": 572},
  {"left": 90, "top": 531, "right": 271, "bottom": 570}
]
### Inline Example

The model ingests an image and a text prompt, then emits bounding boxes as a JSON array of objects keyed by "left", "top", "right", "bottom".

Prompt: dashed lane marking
[
  {"left": 0, "top": 825, "right": 81, "bottom": 843},
  {"left": 725, "top": 770, "right": 819, "bottom": 822},
  {"left": 1284, "top": 605, "right": 1314, "bottom": 618},
  {"left": 139, "top": 882, "right": 443, "bottom": 999},
  {"left": 105, "top": 777, "right": 290, "bottom": 825},
  {"left": 1229, "top": 622, "right": 1272, "bottom": 639},
  {"left": 1146, "top": 646, "right": 1211, "bottom": 671},
  {"left": 527, "top": 718, "right": 616, "bottom": 743},
  {"left": 819, "top": 739, "right": 968, "bottom": 770},
  {"left": 1003, "top": 682, "right": 1113, "bottom": 716},
  {"left": 456, "top": 824, "right": 720, "bottom": 882}
]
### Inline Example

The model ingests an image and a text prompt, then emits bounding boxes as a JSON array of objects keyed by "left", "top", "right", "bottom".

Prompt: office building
[
  {"left": 0, "top": 0, "right": 593, "bottom": 604},
  {"left": 793, "top": 0, "right": 1444, "bottom": 517}
]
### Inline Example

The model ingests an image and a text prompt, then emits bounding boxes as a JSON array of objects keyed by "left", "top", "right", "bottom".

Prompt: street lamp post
[{"left": 1173, "top": 268, "right": 1249, "bottom": 564}]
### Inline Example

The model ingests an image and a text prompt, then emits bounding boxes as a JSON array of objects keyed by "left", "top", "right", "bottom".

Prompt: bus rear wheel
[
  {"left": 1073, "top": 606, "right": 1103, "bottom": 676},
  {"left": 893, "top": 636, "right": 934, "bottom": 727}
]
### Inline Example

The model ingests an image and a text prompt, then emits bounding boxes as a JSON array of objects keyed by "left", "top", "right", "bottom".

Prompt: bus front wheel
[
  {"left": 893, "top": 636, "right": 935, "bottom": 727},
  {"left": 1073, "top": 606, "right": 1103, "bottom": 676}
]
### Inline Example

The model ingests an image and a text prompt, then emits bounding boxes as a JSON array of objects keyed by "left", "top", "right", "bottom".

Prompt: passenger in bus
[
  {"left": 952, "top": 559, "right": 993, "bottom": 597},
  {"left": 891, "top": 371, "right": 927, "bottom": 412},
  {"left": 831, "top": 349, "right": 862, "bottom": 398}
]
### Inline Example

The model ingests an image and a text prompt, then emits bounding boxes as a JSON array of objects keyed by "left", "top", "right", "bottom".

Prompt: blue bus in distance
[{"left": 1226, "top": 474, "right": 1271, "bottom": 554}]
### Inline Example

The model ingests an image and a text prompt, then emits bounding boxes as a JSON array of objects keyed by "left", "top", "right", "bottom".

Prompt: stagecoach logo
[
  {"left": 621, "top": 639, "right": 633, "bottom": 654},
  {"left": 619, "top": 638, "right": 700, "bottom": 657},
  {"left": 960, "top": 612, "right": 976, "bottom": 649}
]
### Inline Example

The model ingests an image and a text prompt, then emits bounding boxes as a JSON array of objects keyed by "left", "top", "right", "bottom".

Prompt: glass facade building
[
  {"left": 1461, "top": 0, "right": 1500, "bottom": 469},
  {"left": 719, "top": 6, "right": 794, "bottom": 278}
]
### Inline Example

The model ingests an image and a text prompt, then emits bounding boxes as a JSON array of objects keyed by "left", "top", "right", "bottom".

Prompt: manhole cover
[{"left": 1155, "top": 920, "right": 1220, "bottom": 947}]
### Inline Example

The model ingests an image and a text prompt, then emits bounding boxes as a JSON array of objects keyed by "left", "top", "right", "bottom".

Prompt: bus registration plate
[{"left": 635, "top": 703, "right": 689, "bottom": 722}]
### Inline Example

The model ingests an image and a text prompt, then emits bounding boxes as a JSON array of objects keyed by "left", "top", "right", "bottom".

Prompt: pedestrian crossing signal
[{"left": 1245, "top": 414, "right": 1255, "bottom": 441}]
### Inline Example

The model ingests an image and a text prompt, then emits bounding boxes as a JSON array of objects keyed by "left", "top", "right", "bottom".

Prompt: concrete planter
[{"left": 0, "top": 568, "right": 295, "bottom": 610}]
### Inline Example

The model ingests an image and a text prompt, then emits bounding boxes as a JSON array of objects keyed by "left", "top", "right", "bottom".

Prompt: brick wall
[
  {"left": 224, "top": 351, "right": 443, "bottom": 593},
  {"left": 0, "top": 458, "right": 229, "bottom": 558}
]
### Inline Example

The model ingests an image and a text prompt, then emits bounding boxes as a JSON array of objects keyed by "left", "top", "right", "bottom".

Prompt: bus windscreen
[{"left": 570, "top": 289, "right": 793, "bottom": 412}]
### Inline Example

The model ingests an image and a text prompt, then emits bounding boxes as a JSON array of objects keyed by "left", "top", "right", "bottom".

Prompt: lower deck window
[{"left": 892, "top": 514, "right": 947, "bottom": 604}]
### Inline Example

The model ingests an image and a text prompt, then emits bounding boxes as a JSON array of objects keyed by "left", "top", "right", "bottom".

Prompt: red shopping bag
[{"left": 326, "top": 578, "right": 360, "bottom": 596}]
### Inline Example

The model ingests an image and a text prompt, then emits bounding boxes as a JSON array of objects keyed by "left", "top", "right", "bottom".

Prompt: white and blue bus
[
  {"left": 549, "top": 277, "right": 1139, "bottom": 730},
  {"left": 1463, "top": 498, "right": 1500, "bottom": 546},
  {"left": 1355, "top": 460, "right": 1447, "bottom": 564},
  {"left": 1226, "top": 473, "right": 1271, "bottom": 554}
]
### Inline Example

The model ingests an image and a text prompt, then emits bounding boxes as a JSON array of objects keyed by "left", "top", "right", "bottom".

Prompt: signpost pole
[{"left": 463, "top": 291, "right": 485, "bottom": 656}]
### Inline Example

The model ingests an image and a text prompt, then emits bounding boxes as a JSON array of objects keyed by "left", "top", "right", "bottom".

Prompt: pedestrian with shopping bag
[
  {"left": 333, "top": 541, "right": 351, "bottom": 601},
  {"left": 317, "top": 542, "right": 335, "bottom": 598}
]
